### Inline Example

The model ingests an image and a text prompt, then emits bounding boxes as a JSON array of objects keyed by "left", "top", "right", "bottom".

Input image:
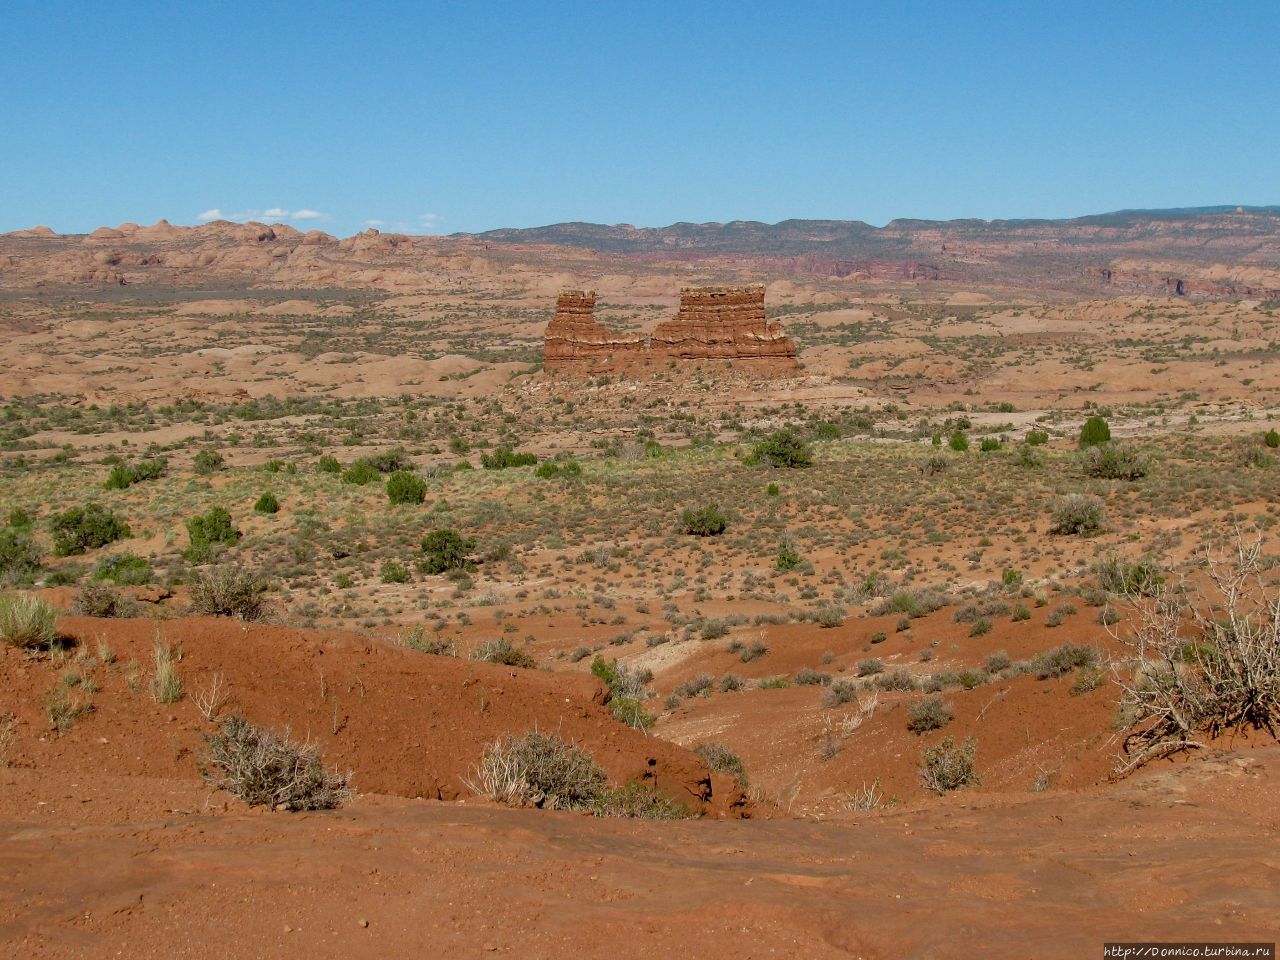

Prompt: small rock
[{"left": 358, "top": 919, "right": 369, "bottom": 928}]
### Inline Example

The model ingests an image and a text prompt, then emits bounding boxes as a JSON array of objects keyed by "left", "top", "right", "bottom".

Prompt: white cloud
[
  {"left": 195, "top": 207, "right": 328, "bottom": 224},
  {"left": 362, "top": 219, "right": 385, "bottom": 228}
]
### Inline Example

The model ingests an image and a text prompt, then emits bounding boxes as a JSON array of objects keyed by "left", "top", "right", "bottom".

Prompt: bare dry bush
[
  {"left": 1110, "top": 530, "right": 1280, "bottom": 775},
  {"left": 468, "top": 731, "right": 607, "bottom": 810},
  {"left": 202, "top": 715, "right": 352, "bottom": 810}
]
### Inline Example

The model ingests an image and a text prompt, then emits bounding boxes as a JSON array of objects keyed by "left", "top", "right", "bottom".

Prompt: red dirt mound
[{"left": 0, "top": 616, "right": 745, "bottom": 816}]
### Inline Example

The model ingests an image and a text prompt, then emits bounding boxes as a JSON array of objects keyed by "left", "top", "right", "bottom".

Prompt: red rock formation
[
  {"left": 543, "top": 289, "right": 644, "bottom": 369},
  {"left": 543, "top": 284, "right": 797, "bottom": 373},
  {"left": 651, "top": 284, "right": 796, "bottom": 362}
]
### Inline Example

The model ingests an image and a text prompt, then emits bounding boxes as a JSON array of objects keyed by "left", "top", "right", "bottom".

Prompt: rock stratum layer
[{"left": 543, "top": 284, "right": 797, "bottom": 373}]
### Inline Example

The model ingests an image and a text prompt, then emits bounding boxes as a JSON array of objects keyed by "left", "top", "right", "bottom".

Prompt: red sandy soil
[
  {"left": 0, "top": 617, "right": 743, "bottom": 813},
  {"left": 1, "top": 748, "right": 1276, "bottom": 959}
]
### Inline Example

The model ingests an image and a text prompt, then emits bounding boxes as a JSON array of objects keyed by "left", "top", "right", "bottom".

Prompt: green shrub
[
  {"left": 398, "top": 625, "right": 456, "bottom": 656},
  {"left": 480, "top": 447, "right": 538, "bottom": 470},
  {"left": 93, "top": 551, "right": 152, "bottom": 585},
  {"left": 202, "top": 715, "right": 351, "bottom": 811},
  {"left": 1025, "top": 429, "right": 1049, "bottom": 445},
  {"left": 750, "top": 430, "right": 812, "bottom": 468},
  {"left": 1265, "top": 429, "right": 1280, "bottom": 449},
  {"left": 694, "top": 742, "right": 748, "bottom": 785},
  {"left": 380, "top": 559, "right": 410, "bottom": 584},
  {"left": 1084, "top": 444, "right": 1149, "bottom": 480},
  {"left": 919, "top": 736, "right": 979, "bottom": 794},
  {"left": 1079, "top": 415, "right": 1111, "bottom": 447},
  {"left": 193, "top": 450, "right": 225, "bottom": 475},
  {"left": 775, "top": 540, "right": 803, "bottom": 571},
  {"left": 592, "top": 782, "right": 689, "bottom": 819},
  {"left": 0, "top": 593, "right": 57, "bottom": 648},
  {"left": 947, "top": 431, "right": 970, "bottom": 452},
  {"left": 253, "top": 492, "right": 280, "bottom": 514},
  {"left": 340, "top": 461, "right": 380, "bottom": 485},
  {"left": 50, "top": 504, "right": 130, "bottom": 556},
  {"left": 979, "top": 437, "right": 1001, "bottom": 452},
  {"left": 0, "top": 529, "right": 41, "bottom": 583},
  {"left": 420, "top": 528, "right": 475, "bottom": 574},
  {"left": 317, "top": 454, "right": 341, "bottom": 473},
  {"left": 608, "top": 697, "right": 655, "bottom": 731},
  {"left": 386, "top": 470, "right": 427, "bottom": 505},
  {"left": 814, "top": 422, "right": 841, "bottom": 440},
  {"left": 185, "top": 506, "right": 239, "bottom": 561},
  {"left": 473, "top": 638, "right": 538, "bottom": 669},
  {"left": 1049, "top": 494, "right": 1105, "bottom": 536},
  {"left": 189, "top": 565, "right": 265, "bottom": 620},
  {"left": 104, "top": 457, "right": 167, "bottom": 490},
  {"left": 680, "top": 504, "right": 727, "bottom": 537},
  {"left": 533, "top": 461, "right": 560, "bottom": 479},
  {"left": 766, "top": 482, "right": 780, "bottom": 496},
  {"left": 907, "top": 694, "right": 953, "bottom": 733}
]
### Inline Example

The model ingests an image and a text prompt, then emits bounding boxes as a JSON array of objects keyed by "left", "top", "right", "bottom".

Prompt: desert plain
[{"left": 1, "top": 209, "right": 1279, "bottom": 958}]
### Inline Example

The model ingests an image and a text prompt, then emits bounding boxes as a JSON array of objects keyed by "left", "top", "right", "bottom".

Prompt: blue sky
[{"left": 2, "top": 1, "right": 1277, "bottom": 236}]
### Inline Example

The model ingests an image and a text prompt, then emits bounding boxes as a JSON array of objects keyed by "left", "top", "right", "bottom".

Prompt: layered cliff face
[
  {"left": 651, "top": 285, "right": 796, "bottom": 361},
  {"left": 542, "top": 290, "right": 643, "bottom": 367},
  {"left": 542, "top": 284, "right": 797, "bottom": 373}
]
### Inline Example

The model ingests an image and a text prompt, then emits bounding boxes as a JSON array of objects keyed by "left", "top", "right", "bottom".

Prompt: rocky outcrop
[
  {"left": 543, "top": 284, "right": 797, "bottom": 373},
  {"left": 543, "top": 290, "right": 644, "bottom": 368},
  {"left": 651, "top": 284, "right": 796, "bottom": 362}
]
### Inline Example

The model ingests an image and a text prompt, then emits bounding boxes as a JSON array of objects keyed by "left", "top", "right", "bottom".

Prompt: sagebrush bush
[
  {"left": 0, "top": 593, "right": 57, "bottom": 648},
  {"left": 1032, "top": 643, "right": 1099, "bottom": 679},
  {"left": 822, "top": 678, "right": 860, "bottom": 708},
  {"left": 694, "top": 742, "right": 748, "bottom": 785},
  {"left": 189, "top": 566, "right": 266, "bottom": 620},
  {"left": 472, "top": 638, "right": 538, "bottom": 669},
  {"left": 919, "top": 736, "right": 980, "bottom": 794},
  {"left": 0, "top": 529, "right": 41, "bottom": 583},
  {"left": 1049, "top": 494, "right": 1105, "bottom": 536},
  {"left": 1083, "top": 444, "right": 1149, "bottom": 480},
  {"left": 1096, "top": 555, "right": 1163, "bottom": 597},
  {"left": 73, "top": 581, "right": 136, "bottom": 618},
  {"left": 202, "top": 716, "right": 351, "bottom": 811},
  {"left": 908, "top": 694, "right": 954, "bottom": 733},
  {"left": 469, "top": 731, "right": 607, "bottom": 810}
]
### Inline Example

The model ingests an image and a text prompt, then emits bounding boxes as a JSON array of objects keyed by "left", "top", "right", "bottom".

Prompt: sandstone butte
[{"left": 543, "top": 284, "right": 798, "bottom": 373}]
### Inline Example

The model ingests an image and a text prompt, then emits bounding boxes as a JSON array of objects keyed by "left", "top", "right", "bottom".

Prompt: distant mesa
[{"left": 543, "top": 283, "right": 798, "bottom": 373}]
